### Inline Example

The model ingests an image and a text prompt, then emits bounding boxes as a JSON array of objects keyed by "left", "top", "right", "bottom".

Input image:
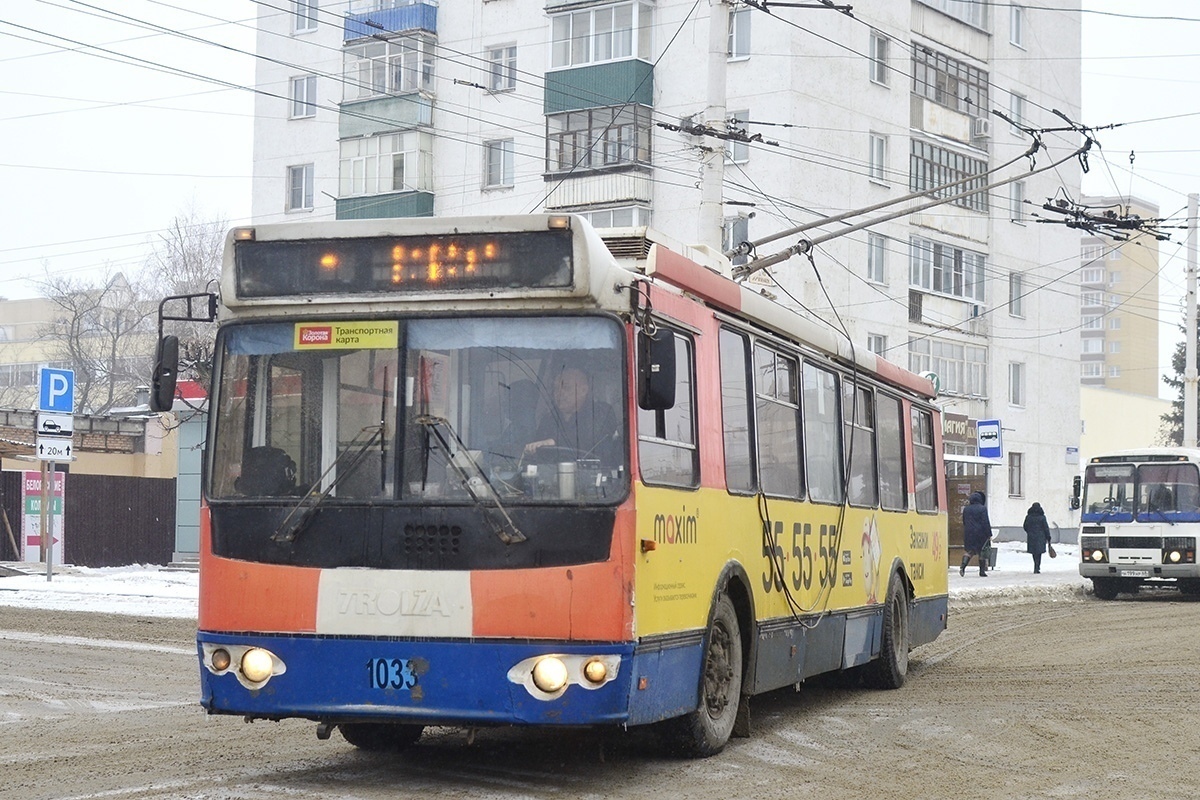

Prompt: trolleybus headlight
[
  {"left": 1167, "top": 550, "right": 1183, "bottom": 563},
  {"left": 583, "top": 658, "right": 608, "bottom": 685},
  {"left": 211, "top": 648, "right": 232, "bottom": 672},
  {"left": 531, "top": 657, "right": 569, "bottom": 694},
  {"left": 241, "top": 648, "right": 276, "bottom": 684}
]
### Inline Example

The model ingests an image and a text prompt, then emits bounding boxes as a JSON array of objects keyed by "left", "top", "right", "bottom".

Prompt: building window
[
  {"left": 1081, "top": 244, "right": 1104, "bottom": 263},
  {"left": 911, "top": 46, "right": 989, "bottom": 117},
  {"left": 908, "top": 336, "right": 988, "bottom": 397},
  {"left": 869, "top": 133, "right": 888, "bottom": 183},
  {"left": 1110, "top": 341, "right": 1121, "bottom": 354},
  {"left": 869, "top": 31, "right": 889, "bottom": 85},
  {"left": 1008, "top": 451, "right": 1024, "bottom": 498},
  {"left": 1109, "top": 365, "right": 1121, "bottom": 378},
  {"left": 1081, "top": 338, "right": 1103, "bottom": 354},
  {"left": 1109, "top": 317, "right": 1121, "bottom": 330},
  {"left": 727, "top": 110, "right": 751, "bottom": 163},
  {"left": 724, "top": 215, "right": 750, "bottom": 267},
  {"left": 1009, "top": 362, "right": 1025, "bottom": 406},
  {"left": 867, "top": 232, "right": 887, "bottom": 283},
  {"left": 909, "top": 236, "right": 986, "bottom": 302},
  {"left": 1010, "top": 91, "right": 1027, "bottom": 135},
  {"left": 546, "top": 105, "right": 652, "bottom": 174},
  {"left": 291, "top": 75, "right": 317, "bottom": 119},
  {"left": 910, "top": 140, "right": 988, "bottom": 212},
  {"left": 728, "top": 4, "right": 751, "bottom": 59},
  {"left": 339, "top": 131, "right": 432, "bottom": 197},
  {"left": 488, "top": 44, "right": 517, "bottom": 92},
  {"left": 1082, "top": 315, "right": 1103, "bottom": 330},
  {"left": 1081, "top": 266, "right": 1105, "bottom": 284},
  {"left": 1010, "top": 4, "right": 1025, "bottom": 48},
  {"left": 287, "top": 164, "right": 314, "bottom": 211},
  {"left": 345, "top": 37, "right": 434, "bottom": 99},
  {"left": 1108, "top": 270, "right": 1121, "bottom": 284},
  {"left": 294, "top": 0, "right": 318, "bottom": 33},
  {"left": 1081, "top": 362, "right": 1102, "bottom": 378},
  {"left": 1081, "top": 290, "right": 1102, "bottom": 307},
  {"left": 917, "top": 0, "right": 987, "bottom": 30},
  {"left": 484, "top": 139, "right": 515, "bottom": 187},
  {"left": 1010, "top": 180, "right": 1026, "bottom": 222},
  {"left": 867, "top": 333, "right": 888, "bottom": 357},
  {"left": 1009, "top": 271, "right": 1024, "bottom": 317},
  {"left": 550, "top": 1, "right": 653, "bottom": 69}
]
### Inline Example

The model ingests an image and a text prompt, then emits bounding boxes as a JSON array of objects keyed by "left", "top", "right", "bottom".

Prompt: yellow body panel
[{"left": 633, "top": 485, "right": 947, "bottom": 637}]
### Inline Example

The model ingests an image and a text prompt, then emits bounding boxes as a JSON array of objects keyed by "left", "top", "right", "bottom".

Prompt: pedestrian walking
[
  {"left": 1022, "top": 502, "right": 1053, "bottom": 574},
  {"left": 960, "top": 491, "right": 992, "bottom": 577}
]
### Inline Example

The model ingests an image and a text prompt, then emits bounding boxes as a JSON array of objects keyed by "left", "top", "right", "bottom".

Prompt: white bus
[{"left": 1077, "top": 448, "right": 1200, "bottom": 599}]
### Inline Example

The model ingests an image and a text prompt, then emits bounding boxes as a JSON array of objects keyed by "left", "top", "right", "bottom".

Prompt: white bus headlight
[
  {"left": 241, "top": 648, "right": 277, "bottom": 683},
  {"left": 531, "top": 657, "right": 569, "bottom": 693}
]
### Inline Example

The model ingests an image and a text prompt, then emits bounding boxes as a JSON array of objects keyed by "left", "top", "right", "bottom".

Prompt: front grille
[
  {"left": 403, "top": 524, "right": 462, "bottom": 556},
  {"left": 1164, "top": 536, "right": 1196, "bottom": 551},
  {"left": 1109, "top": 535, "right": 1162, "bottom": 549}
]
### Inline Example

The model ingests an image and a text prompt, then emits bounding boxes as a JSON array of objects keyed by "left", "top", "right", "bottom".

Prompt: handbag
[{"left": 1048, "top": 543, "right": 1057, "bottom": 559}]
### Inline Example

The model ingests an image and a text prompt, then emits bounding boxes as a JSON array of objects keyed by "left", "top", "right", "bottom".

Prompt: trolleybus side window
[
  {"left": 843, "top": 380, "right": 878, "bottom": 508},
  {"left": 876, "top": 392, "right": 907, "bottom": 511},
  {"left": 803, "top": 362, "right": 844, "bottom": 503},
  {"left": 754, "top": 344, "right": 802, "bottom": 498},
  {"left": 718, "top": 327, "right": 756, "bottom": 494},
  {"left": 637, "top": 329, "right": 698, "bottom": 487},
  {"left": 911, "top": 406, "right": 938, "bottom": 512}
]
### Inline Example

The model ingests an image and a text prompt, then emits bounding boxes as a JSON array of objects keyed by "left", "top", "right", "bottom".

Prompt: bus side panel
[{"left": 198, "top": 513, "right": 321, "bottom": 633}]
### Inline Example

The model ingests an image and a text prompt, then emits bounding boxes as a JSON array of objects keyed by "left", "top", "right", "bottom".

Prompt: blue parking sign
[{"left": 38, "top": 368, "right": 75, "bottom": 413}]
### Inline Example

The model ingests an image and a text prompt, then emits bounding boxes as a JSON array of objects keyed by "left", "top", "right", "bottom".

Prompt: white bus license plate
[{"left": 1120, "top": 569, "right": 1150, "bottom": 578}]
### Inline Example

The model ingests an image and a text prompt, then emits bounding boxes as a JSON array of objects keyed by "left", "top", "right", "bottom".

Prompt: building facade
[{"left": 249, "top": 0, "right": 1083, "bottom": 533}]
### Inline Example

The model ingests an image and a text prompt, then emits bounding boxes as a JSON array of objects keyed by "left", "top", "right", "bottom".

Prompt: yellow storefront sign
[{"left": 294, "top": 321, "right": 399, "bottom": 350}]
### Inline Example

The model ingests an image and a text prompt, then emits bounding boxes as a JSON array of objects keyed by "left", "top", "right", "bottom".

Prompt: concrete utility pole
[
  {"left": 1185, "top": 193, "right": 1198, "bottom": 448},
  {"left": 696, "top": 0, "right": 728, "bottom": 252}
]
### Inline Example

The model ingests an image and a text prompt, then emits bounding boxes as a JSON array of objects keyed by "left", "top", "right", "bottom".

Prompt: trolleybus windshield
[{"left": 208, "top": 315, "right": 628, "bottom": 505}]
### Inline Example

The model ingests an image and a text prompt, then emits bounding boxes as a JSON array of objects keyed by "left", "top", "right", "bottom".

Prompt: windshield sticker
[{"left": 294, "top": 321, "right": 398, "bottom": 350}]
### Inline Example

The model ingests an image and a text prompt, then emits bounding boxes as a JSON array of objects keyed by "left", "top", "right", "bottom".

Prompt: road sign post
[{"left": 35, "top": 368, "right": 74, "bottom": 581}]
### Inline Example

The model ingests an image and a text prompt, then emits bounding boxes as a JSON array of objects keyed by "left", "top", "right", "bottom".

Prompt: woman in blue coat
[
  {"left": 960, "top": 491, "right": 992, "bottom": 577},
  {"left": 1022, "top": 502, "right": 1053, "bottom": 573}
]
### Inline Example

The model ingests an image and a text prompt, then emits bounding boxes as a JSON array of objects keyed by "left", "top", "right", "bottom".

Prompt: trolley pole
[{"left": 1185, "top": 193, "right": 1198, "bottom": 448}]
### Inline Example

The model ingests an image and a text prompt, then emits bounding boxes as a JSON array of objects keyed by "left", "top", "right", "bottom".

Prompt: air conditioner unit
[{"left": 972, "top": 117, "right": 992, "bottom": 138}]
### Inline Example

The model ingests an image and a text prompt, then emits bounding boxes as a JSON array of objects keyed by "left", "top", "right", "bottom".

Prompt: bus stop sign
[{"left": 977, "top": 419, "right": 1003, "bottom": 459}]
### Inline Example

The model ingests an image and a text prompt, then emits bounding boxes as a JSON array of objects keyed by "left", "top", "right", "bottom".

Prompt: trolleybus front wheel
[
  {"left": 338, "top": 722, "right": 424, "bottom": 751},
  {"left": 667, "top": 593, "right": 743, "bottom": 758}
]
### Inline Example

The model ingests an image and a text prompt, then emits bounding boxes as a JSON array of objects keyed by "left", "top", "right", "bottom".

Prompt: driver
[{"left": 523, "top": 367, "right": 620, "bottom": 465}]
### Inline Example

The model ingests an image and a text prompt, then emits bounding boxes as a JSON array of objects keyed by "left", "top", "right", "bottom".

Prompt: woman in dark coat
[
  {"left": 960, "top": 491, "right": 992, "bottom": 577},
  {"left": 1022, "top": 502, "right": 1053, "bottom": 574}
]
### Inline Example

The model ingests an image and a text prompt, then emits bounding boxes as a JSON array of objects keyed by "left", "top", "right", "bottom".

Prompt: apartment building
[{"left": 249, "top": 0, "right": 1083, "bottom": 533}]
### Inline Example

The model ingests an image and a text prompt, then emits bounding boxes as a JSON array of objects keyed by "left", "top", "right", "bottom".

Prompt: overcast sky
[{"left": 1, "top": 1, "right": 1197, "bottom": 394}]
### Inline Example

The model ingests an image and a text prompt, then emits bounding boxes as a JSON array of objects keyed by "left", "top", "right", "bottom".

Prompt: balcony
[{"left": 345, "top": 2, "right": 436, "bottom": 41}]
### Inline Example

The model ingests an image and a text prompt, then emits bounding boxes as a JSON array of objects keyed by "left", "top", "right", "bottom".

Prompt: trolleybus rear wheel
[
  {"left": 862, "top": 571, "right": 910, "bottom": 690},
  {"left": 338, "top": 722, "right": 424, "bottom": 751},
  {"left": 668, "top": 593, "right": 743, "bottom": 757}
]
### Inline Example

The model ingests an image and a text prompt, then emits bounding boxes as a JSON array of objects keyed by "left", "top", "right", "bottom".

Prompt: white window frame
[
  {"left": 1010, "top": 4, "right": 1025, "bottom": 48},
  {"left": 1008, "top": 451, "right": 1024, "bottom": 498},
  {"left": 487, "top": 44, "right": 517, "bottom": 92},
  {"left": 1009, "top": 362, "right": 1025, "bottom": 407},
  {"left": 345, "top": 37, "right": 435, "bottom": 100},
  {"left": 909, "top": 236, "right": 986, "bottom": 302},
  {"left": 290, "top": 75, "right": 317, "bottom": 119},
  {"left": 868, "top": 133, "right": 887, "bottom": 183},
  {"left": 294, "top": 0, "right": 318, "bottom": 33},
  {"left": 1010, "top": 180, "right": 1026, "bottom": 223},
  {"left": 550, "top": 2, "right": 653, "bottom": 69},
  {"left": 867, "top": 333, "right": 888, "bottom": 357},
  {"left": 577, "top": 205, "right": 652, "bottom": 229},
  {"left": 1109, "top": 365, "right": 1121, "bottom": 378},
  {"left": 867, "top": 232, "right": 887, "bottom": 283},
  {"left": 1081, "top": 290, "right": 1103, "bottom": 307},
  {"left": 287, "top": 164, "right": 314, "bottom": 211},
  {"left": 869, "top": 31, "right": 889, "bottom": 85},
  {"left": 1008, "top": 271, "right": 1024, "bottom": 317},
  {"left": 483, "top": 138, "right": 515, "bottom": 188},
  {"left": 339, "top": 131, "right": 432, "bottom": 197},
  {"left": 1081, "top": 338, "right": 1103, "bottom": 354},
  {"left": 1009, "top": 92, "right": 1027, "bottom": 135},
  {"left": 728, "top": 5, "right": 751, "bottom": 60},
  {"left": 918, "top": 0, "right": 988, "bottom": 31},
  {"left": 727, "top": 110, "right": 750, "bottom": 164},
  {"left": 1082, "top": 315, "right": 1103, "bottom": 330},
  {"left": 1081, "top": 266, "right": 1105, "bottom": 284},
  {"left": 1110, "top": 341, "right": 1121, "bottom": 354},
  {"left": 1081, "top": 362, "right": 1102, "bottom": 378},
  {"left": 1109, "top": 317, "right": 1121, "bottom": 330}
]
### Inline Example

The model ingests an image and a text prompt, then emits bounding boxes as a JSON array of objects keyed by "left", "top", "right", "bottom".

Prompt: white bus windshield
[
  {"left": 208, "top": 316, "right": 627, "bottom": 505},
  {"left": 1081, "top": 461, "right": 1200, "bottom": 522}
]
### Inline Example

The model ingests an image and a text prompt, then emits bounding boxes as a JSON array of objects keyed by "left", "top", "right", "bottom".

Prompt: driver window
[{"left": 637, "top": 330, "right": 698, "bottom": 487}]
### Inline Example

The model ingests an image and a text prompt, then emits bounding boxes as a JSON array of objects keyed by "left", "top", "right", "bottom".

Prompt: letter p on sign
[{"left": 38, "top": 367, "right": 75, "bottom": 414}]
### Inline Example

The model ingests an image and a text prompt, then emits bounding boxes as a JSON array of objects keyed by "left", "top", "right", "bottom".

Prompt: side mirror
[
  {"left": 637, "top": 328, "right": 676, "bottom": 410},
  {"left": 150, "top": 335, "right": 180, "bottom": 412},
  {"left": 1071, "top": 475, "right": 1081, "bottom": 510}
]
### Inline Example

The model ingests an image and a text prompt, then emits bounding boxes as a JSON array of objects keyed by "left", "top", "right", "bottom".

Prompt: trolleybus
[
  {"left": 1077, "top": 447, "right": 1200, "bottom": 600},
  {"left": 151, "top": 214, "right": 948, "bottom": 756}
]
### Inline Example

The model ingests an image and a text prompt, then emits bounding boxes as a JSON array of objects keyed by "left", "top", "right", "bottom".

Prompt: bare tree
[
  {"left": 142, "top": 207, "right": 226, "bottom": 392},
  {"left": 36, "top": 270, "right": 157, "bottom": 415}
]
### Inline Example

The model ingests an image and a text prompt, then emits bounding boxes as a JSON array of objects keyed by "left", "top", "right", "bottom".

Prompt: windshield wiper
[
  {"left": 1144, "top": 505, "right": 1176, "bottom": 526},
  {"left": 416, "top": 415, "right": 526, "bottom": 545},
  {"left": 272, "top": 424, "right": 384, "bottom": 544}
]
